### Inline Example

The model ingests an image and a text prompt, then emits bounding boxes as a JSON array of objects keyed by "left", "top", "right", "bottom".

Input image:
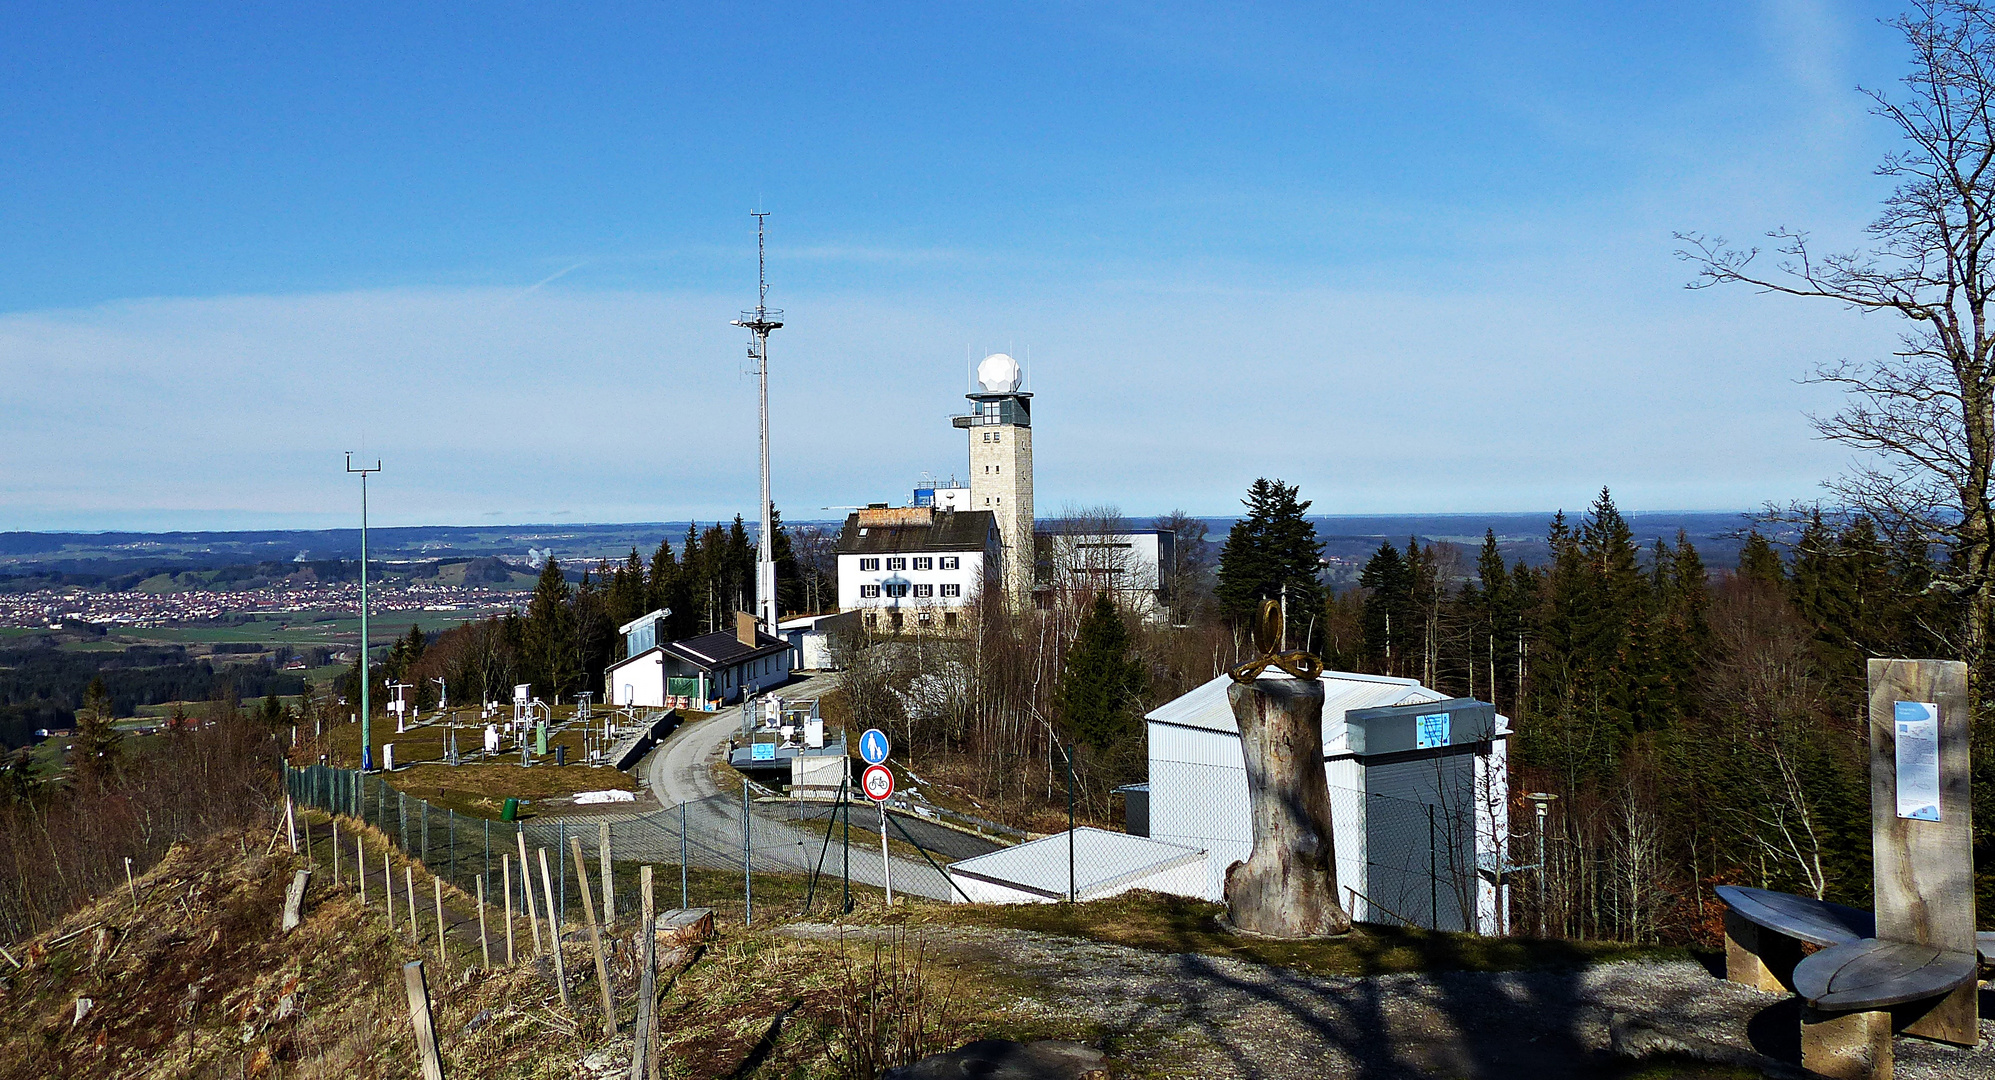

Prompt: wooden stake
[
  {"left": 0, "top": 944, "right": 23, "bottom": 970},
  {"left": 517, "top": 832, "right": 544, "bottom": 957},
  {"left": 599, "top": 822, "right": 614, "bottom": 929},
  {"left": 503, "top": 854, "right": 516, "bottom": 966},
  {"left": 434, "top": 877, "right": 447, "bottom": 973},
  {"left": 331, "top": 819, "right": 340, "bottom": 885},
  {"left": 285, "top": 798, "right": 298, "bottom": 854},
  {"left": 406, "top": 866, "right": 419, "bottom": 946},
  {"left": 281, "top": 870, "right": 311, "bottom": 932},
  {"left": 538, "top": 848, "right": 570, "bottom": 1008},
  {"left": 402, "top": 960, "right": 446, "bottom": 1080},
  {"left": 123, "top": 858, "right": 137, "bottom": 907},
  {"left": 357, "top": 837, "right": 367, "bottom": 904},
  {"left": 570, "top": 835, "right": 617, "bottom": 1036},
  {"left": 476, "top": 874, "right": 491, "bottom": 971},
  {"left": 384, "top": 848, "right": 393, "bottom": 924},
  {"left": 632, "top": 865, "right": 656, "bottom": 1080}
]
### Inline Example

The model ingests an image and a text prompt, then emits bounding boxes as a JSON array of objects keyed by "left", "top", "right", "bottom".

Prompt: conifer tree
[
  {"left": 1358, "top": 542, "right": 1412, "bottom": 675},
  {"left": 1738, "top": 531, "right": 1785, "bottom": 588},
  {"left": 1056, "top": 592, "right": 1147, "bottom": 757},
  {"left": 523, "top": 557, "right": 579, "bottom": 699},
  {"left": 1215, "top": 478, "right": 1325, "bottom": 644},
  {"left": 73, "top": 677, "right": 121, "bottom": 784}
]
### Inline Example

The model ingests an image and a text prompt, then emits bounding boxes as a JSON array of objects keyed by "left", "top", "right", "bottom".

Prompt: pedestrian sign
[
  {"left": 862, "top": 763, "right": 895, "bottom": 802},
  {"left": 860, "top": 728, "right": 891, "bottom": 766}
]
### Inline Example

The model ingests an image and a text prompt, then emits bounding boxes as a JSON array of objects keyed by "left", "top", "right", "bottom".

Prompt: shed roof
[
  {"left": 835, "top": 509, "right": 997, "bottom": 555},
  {"left": 655, "top": 628, "right": 789, "bottom": 672},
  {"left": 1145, "top": 670, "right": 1460, "bottom": 754},
  {"left": 945, "top": 827, "right": 1204, "bottom": 900}
]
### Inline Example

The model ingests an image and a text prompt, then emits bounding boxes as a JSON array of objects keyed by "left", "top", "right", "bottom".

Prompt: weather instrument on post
[
  {"left": 732, "top": 212, "right": 784, "bottom": 641},
  {"left": 345, "top": 453, "right": 382, "bottom": 772}
]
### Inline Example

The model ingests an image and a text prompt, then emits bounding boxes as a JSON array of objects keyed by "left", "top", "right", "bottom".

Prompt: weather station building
[
  {"left": 951, "top": 353, "right": 1035, "bottom": 610},
  {"left": 1142, "top": 671, "right": 1512, "bottom": 934},
  {"left": 606, "top": 609, "right": 793, "bottom": 708},
  {"left": 1034, "top": 528, "right": 1176, "bottom": 618}
]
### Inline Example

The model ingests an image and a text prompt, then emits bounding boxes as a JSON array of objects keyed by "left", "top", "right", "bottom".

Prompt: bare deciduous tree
[{"left": 1679, "top": 0, "right": 1995, "bottom": 682}]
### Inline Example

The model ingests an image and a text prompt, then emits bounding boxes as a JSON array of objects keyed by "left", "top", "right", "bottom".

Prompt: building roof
[
  {"left": 1145, "top": 669, "right": 1480, "bottom": 755},
  {"left": 945, "top": 827, "right": 1204, "bottom": 900},
  {"left": 835, "top": 509, "right": 997, "bottom": 555},
  {"left": 658, "top": 627, "right": 790, "bottom": 671}
]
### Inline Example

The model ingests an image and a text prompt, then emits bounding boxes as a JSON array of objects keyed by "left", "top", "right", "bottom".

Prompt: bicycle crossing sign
[
  {"left": 860, "top": 728, "right": 891, "bottom": 766},
  {"left": 862, "top": 763, "right": 895, "bottom": 802}
]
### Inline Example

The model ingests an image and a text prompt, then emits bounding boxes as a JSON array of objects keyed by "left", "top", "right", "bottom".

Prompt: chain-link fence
[{"left": 283, "top": 764, "right": 967, "bottom": 928}]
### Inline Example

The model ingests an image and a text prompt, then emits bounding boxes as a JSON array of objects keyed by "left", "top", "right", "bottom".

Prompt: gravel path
[{"left": 787, "top": 923, "right": 1995, "bottom": 1079}]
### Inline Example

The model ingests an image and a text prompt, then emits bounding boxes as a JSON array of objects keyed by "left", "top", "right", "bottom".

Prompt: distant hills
[{"left": 1, "top": 511, "right": 1774, "bottom": 587}]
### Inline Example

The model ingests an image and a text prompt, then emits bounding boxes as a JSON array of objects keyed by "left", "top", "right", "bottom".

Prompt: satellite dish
[{"left": 977, "top": 353, "right": 1022, "bottom": 394}]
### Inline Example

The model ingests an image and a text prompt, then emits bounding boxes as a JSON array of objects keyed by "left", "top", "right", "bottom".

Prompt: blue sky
[{"left": 0, "top": 1, "right": 1922, "bottom": 529}]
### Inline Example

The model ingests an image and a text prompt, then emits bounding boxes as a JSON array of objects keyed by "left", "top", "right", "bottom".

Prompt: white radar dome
[{"left": 977, "top": 352, "right": 1022, "bottom": 394}]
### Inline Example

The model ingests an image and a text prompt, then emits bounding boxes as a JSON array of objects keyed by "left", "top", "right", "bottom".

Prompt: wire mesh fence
[{"left": 283, "top": 764, "right": 964, "bottom": 928}]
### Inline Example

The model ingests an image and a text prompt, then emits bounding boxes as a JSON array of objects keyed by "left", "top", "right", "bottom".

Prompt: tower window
[{"left": 993, "top": 431, "right": 1001, "bottom": 443}]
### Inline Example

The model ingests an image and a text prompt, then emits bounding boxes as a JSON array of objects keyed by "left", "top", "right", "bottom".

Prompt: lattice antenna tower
[{"left": 732, "top": 212, "right": 783, "bottom": 639}]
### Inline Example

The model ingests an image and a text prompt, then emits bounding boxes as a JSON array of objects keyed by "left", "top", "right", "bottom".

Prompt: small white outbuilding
[
  {"left": 1144, "top": 670, "right": 1511, "bottom": 934},
  {"left": 944, "top": 827, "right": 1207, "bottom": 904}
]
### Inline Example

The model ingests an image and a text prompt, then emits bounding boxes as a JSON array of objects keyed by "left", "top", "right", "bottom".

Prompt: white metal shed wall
[{"left": 608, "top": 652, "right": 665, "bottom": 708}]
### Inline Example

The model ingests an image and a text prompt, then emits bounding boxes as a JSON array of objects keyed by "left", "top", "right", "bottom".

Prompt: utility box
[{"left": 1345, "top": 698, "right": 1496, "bottom": 757}]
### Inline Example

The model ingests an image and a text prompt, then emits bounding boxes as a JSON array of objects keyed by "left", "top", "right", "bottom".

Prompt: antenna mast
[{"left": 732, "top": 212, "right": 784, "bottom": 642}]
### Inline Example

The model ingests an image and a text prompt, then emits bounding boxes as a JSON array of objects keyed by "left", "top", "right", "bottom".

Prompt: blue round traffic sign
[{"left": 860, "top": 727, "right": 891, "bottom": 766}]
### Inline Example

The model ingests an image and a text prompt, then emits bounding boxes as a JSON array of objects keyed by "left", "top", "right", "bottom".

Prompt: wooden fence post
[
  {"left": 600, "top": 822, "right": 614, "bottom": 929},
  {"left": 631, "top": 865, "right": 656, "bottom": 1080},
  {"left": 538, "top": 848, "right": 570, "bottom": 1008},
  {"left": 331, "top": 820, "right": 340, "bottom": 886},
  {"left": 503, "top": 854, "right": 516, "bottom": 966},
  {"left": 358, "top": 838, "right": 367, "bottom": 905},
  {"left": 406, "top": 867, "right": 420, "bottom": 946},
  {"left": 476, "top": 875, "right": 491, "bottom": 970},
  {"left": 434, "top": 876, "right": 448, "bottom": 973},
  {"left": 285, "top": 798, "right": 298, "bottom": 854},
  {"left": 571, "top": 835, "right": 618, "bottom": 1036},
  {"left": 403, "top": 960, "right": 446, "bottom": 1080},
  {"left": 518, "top": 832, "right": 544, "bottom": 957},
  {"left": 124, "top": 858, "right": 137, "bottom": 908}
]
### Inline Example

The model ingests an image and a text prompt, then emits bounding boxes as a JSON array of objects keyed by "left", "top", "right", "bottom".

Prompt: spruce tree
[
  {"left": 1215, "top": 478, "right": 1325, "bottom": 643},
  {"left": 1738, "top": 531, "right": 1785, "bottom": 588},
  {"left": 1358, "top": 542, "right": 1411, "bottom": 674},
  {"left": 1056, "top": 592, "right": 1147, "bottom": 756},
  {"left": 73, "top": 677, "right": 121, "bottom": 784},
  {"left": 523, "top": 557, "right": 579, "bottom": 699}
]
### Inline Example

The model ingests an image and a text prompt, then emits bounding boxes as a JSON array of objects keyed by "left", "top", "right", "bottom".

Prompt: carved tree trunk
[{"left": 1224, "top": 677, "right": 1351, "bottom": 937}]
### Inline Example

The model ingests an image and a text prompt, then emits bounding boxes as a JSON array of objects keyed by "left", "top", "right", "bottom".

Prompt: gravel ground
[{"left": 786, "top": 923, "right": 1995, "bottom": 1079}]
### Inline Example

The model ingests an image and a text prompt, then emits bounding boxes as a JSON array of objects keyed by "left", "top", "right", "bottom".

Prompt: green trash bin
[{"left": 501, "top": 797, "right": 519, "bottom": 823}]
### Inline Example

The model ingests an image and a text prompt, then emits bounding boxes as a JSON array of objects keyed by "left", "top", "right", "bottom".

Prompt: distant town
[{"left": 0, "top": 579, "right": 522, "bottom": 629}]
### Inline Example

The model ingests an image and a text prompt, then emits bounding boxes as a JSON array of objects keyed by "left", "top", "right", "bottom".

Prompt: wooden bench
[{"left": 1715, "top": 885, "right": 1873, "bottom": 992}]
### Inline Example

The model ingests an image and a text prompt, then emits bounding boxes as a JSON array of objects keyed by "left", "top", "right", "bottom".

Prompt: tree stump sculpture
[{"left": 1223, "top": 601, "right": 1352, "bottom": 938}]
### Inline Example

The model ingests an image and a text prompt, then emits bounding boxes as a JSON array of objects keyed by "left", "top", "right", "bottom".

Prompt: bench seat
[
  {"left": 1792, "top": 937, "right": 1979, "bottom": 1011},
  {"left": 1715, "top": 885, "right": 1874, "bottom": 947}
]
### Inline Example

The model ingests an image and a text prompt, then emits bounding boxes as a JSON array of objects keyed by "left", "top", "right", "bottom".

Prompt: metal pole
[
  {"left": 346, "top": 454, "right": 380, "bottom": 771},
  {"left": 879, "top": 800, "right": 892, "bottom": 906},
  {"left": 842, "top": 779, "right": 851, "bottom": 914},
  {"left": 743, "top": 779, "right": 753, "bottom": 925},
  {"left": 1067, "top": 746, "right": 1076, "bottom": 903},
  {"left": 679, "top": 800, "right": 688, "bottom": 910},
  {"left": 732, "top": 212, "right": 784, "bottom": 637},
  {"left": 1428, "top": 803, "right": 1439, "bottom": 931},
  {"left": 1537, "top": 803, "right": 1549, "bottom": 938}
]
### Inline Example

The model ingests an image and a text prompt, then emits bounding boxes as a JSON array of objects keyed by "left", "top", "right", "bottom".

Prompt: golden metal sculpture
[{"left": 1229, "top": 599, "right": 1324, "bottom": 683}]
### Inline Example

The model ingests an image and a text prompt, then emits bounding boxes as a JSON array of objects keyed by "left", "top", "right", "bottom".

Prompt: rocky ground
[{"left": 788, "top": 922, "right": 1995, "bottom": 1079}]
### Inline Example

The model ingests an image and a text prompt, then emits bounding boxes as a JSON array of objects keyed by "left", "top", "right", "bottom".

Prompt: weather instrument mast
[
  {"left": 345, "top": 453, "right": 381, "bottom": 771},
  {"left": 733, "top": 212, "right": 783, "bottom": 640}
]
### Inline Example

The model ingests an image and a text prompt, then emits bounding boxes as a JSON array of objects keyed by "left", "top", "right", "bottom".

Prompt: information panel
[
  {"left": 1415, "top": 712, "right": 1451, "bottom": 750},
  {"left": 1895, "top": 700, "right": 1942, "bottom": 821}
]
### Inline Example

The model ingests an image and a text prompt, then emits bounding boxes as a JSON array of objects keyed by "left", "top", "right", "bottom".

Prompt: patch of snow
[{"left": 574, "top": 789, "right": 636, "bottom": 805}]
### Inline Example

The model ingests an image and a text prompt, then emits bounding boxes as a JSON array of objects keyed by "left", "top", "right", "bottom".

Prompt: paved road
[{"left": 622, "top": 673, "right": 961, "bottom": 901}]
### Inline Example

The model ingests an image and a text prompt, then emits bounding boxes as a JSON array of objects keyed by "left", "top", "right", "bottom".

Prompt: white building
[
  {"left": 1144, "top": 670, "right": 1511, "bottom": 935},
  {"left": 1035, "top": 528, "right": 1176, "bottom": 617},
  {"left": 835, "top": 505, "right": 998, "bottom": 634},
  {"left": 606, "top": 611, "right": 794, "bottom": 708}
]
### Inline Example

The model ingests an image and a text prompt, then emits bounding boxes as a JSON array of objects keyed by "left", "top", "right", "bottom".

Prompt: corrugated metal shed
[
  {"left": 945, "top": 827, "right": 1205, "bottom": 903},
  {"left": 1144, "top": 670, "right": 1446, "bottom": 755}
]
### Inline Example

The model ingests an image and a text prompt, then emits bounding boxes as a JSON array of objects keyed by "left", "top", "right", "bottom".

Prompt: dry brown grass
[{"left": 384, "top": 761, "right": 638, "bottom": 820}]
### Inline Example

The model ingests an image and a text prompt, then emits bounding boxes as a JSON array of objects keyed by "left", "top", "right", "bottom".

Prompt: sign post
[{"left": 862, "top": 762, "right": 894, "bottom": 905}]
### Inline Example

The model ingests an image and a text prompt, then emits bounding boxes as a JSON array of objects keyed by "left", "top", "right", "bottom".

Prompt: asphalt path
[{"left": 626, "top": 673, "right": 962, "bottom": 901}]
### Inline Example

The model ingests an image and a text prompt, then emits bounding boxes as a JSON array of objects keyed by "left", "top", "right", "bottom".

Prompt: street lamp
[
  {"left": 346, "top": 453, "right": 381, "bottom": 771},
  {"left": 1524, "top": 792, "right": 1559, "bottom": 937}
]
